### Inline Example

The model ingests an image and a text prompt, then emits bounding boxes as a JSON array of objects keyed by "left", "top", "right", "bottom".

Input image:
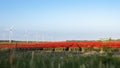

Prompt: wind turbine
[
  {"left": 8, "top": 26, "right": 14, "bottom": 43},
  {"left": 41, "top": 33, "right": 44, "bottom": 42},
  {"left": 35, "top": 32, "right": 39, "bottom": 42},
  {"left": 25, "top": 30, "right": 29, "bottom": 43},
  {"left": 1, "top": 30, "right": 5, "bottom": 41},
  {"left": 50, "top": 35, "right": 54, "bottom": 42}
]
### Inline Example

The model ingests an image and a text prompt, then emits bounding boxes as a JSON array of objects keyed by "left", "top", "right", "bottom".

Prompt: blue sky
[{"left": 0, "top": 0, "right": 120, "bottom": 41}]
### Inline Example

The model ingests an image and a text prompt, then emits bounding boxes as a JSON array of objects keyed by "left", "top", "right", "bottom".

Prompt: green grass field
[{"left": 1, "top": 50, "right": 120, "bottom": 68}]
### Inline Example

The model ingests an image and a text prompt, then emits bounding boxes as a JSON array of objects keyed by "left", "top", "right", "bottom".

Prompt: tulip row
[{"left": 0, "top": 41, "right": 120, "bottom": 49}]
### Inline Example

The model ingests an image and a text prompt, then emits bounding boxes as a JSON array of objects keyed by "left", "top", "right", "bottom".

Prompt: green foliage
[{"left": 1, "top": 50, "right": 120, "bottom": 68}]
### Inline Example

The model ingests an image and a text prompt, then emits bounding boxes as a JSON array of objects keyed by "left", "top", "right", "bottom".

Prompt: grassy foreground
[{"left": 1, "top": 50, "right": 120, "bottom": 68}]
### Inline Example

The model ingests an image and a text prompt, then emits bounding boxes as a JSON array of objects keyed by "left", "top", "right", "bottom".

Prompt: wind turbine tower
[{"left": 9, "top": 26, "right": 14, "bottom": 43}]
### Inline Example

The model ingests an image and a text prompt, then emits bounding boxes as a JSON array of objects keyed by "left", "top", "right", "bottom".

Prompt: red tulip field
[{"left": 0, "top": 41, "right": 120, "bottom": 49}]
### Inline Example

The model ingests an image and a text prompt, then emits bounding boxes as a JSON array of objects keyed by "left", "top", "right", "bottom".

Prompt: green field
[{"left": 1, "top": 49, "right": 120, "bottom": 68}]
